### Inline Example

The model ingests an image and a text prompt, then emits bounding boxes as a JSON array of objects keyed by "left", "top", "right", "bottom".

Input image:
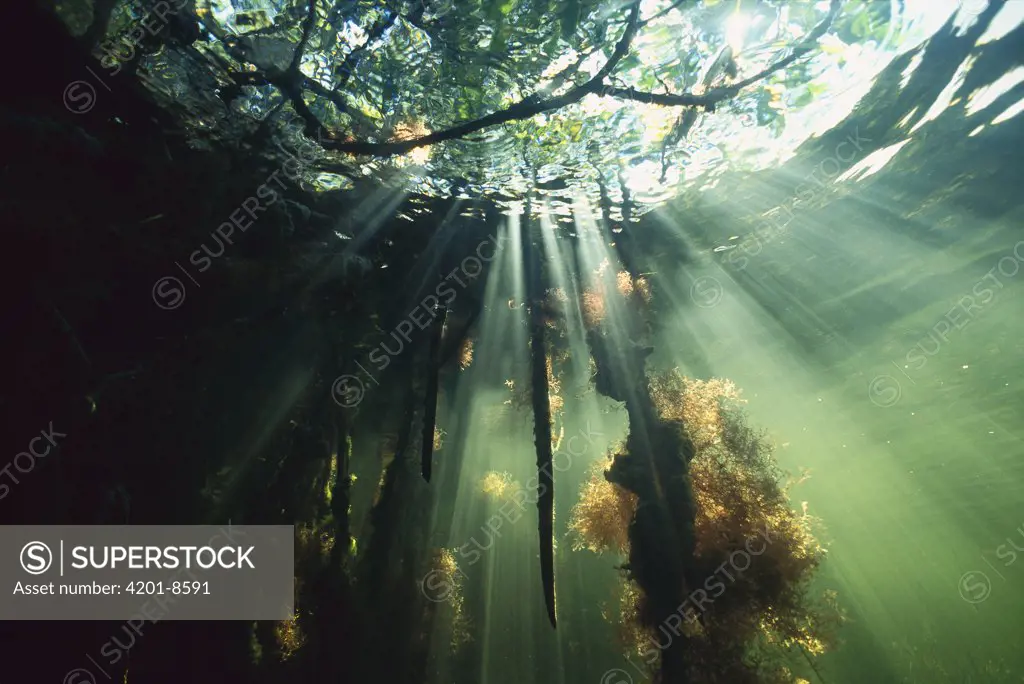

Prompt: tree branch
[
  {"left": 303, "top": 77, "right": 350, "bottom": 114},
  {"left": 289, "top": 0, "right": 320, "bottom": 73},
  {"left": 534, "top": 45, "right": 598, "bottom": 99},
  {"left": 82, "top": 0, "right": 117, "bottom": 50},
  {"left": 706, "top": 0, "right": 842, "bottom": 97},
  {"left": 314, "top": 0, "right": 838, "bottom": 159},
  {"left": 603, "top": 0, "right": 841, "bottom": 108},
  {"left": 591, "top": 1, "right": 643, "bottom": 83},
  {"left": 332, "top": 8, "right": 399, "bottom": 93},
  {"left": 639, "top": 0, "right": 691, "bottom": 28},
  {"left": 319, "top": 2, "right": 642, "bottom": 158},
  {"left": 286, "top": 87, "right": 331, "bottom": 140}
]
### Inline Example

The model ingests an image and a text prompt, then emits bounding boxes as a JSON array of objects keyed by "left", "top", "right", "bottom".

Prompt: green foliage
[{"left": 59, "top": 0, "right": 892, "bottom": 210}]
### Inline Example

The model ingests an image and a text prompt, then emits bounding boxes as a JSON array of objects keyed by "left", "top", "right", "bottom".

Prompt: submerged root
[{"left": 575, "top": 370, "right": 843, "bottom": 682}]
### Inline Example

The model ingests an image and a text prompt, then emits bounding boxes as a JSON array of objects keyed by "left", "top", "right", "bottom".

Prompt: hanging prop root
[
  {"left": 421, "top": 304, "right": 447, "bottom": 482},
  {"left": 530, "top": 305, "right": 556, "bottom": 627},
  {"left": 521, "top": 205, "right": 556, "bottom": 628}
]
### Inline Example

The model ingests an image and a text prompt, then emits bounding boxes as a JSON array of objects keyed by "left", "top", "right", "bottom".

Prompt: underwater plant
[
  {"left": 425, "top": 548, "right": 473, "bottom": 651},
  {"left": 581, "top": 288, "right": 607, "bottom": 329},
  {"left": 273, "top": 611, "right": 306, "bottom": 661},
  {"left": 568, "top": 455, "right": 638, "bottom": 555},
  {"left": 504, "top": 354, "right": 566, "bottom": 429},
  {"left": 479, "top": 470, "right": 517, "bottom": 502},
  {"left": 547, "top": 354, "right": 565, "bottom": 418},
  {"left": 635, "top": 276, "right": 653, "bottom": 304},
  {"left": 574, "top": 371, "right": 842, "bottom": 682},
  {"left": 616, "top": 270, "right": 652, "bottom": 303},
  {"left": 459, "top": 337, "right": 474, "bottom": 370},
  {"left": 616, "top": 270, "right": 635, "bottom": 298}
]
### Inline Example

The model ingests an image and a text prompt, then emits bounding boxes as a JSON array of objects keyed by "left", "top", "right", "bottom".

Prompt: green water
[
  {"left": 10, "top": 0, "right": 1024, "bottom": 682},
  {"left": 660, "top": 234, "right": 1024, "bottom": 682},
  {"left": 416, "top": 67, "right": 1024, "bottom": 684},
  {"left": 421, "top": 205, "right": 1024, "bottom": 683}
]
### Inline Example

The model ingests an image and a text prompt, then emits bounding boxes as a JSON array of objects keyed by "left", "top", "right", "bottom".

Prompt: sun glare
[{"left": 725, "top": 12, "right": 752, "bottom": 53}]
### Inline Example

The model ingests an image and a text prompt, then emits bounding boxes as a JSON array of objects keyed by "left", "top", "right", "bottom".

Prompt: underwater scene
[{"left": 1, "top": 0, "right": 1023, "bottom": 682}]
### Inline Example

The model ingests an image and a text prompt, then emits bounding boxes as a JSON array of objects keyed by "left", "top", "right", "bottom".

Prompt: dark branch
[
  {"left": 601, "top": 86, "right": 712, "bottom": 107},
  {"left": 289, "top": 0, "right": 320, "bottom": 73},
  {"left": 82, "top": 0, "right": 117, "bottom": 50},
  {"left": 319, "top": 2, "right": 642, "bottom": 158},
  {"left": 303, "top": 77, "right": 350, "bottom": 115},
  {"left": 322, "top": 79, "right": 587, "bottom": 157},
  {"left": 705, "top": 0, "right": 842, "bottom": 98},
  {"left": 314, "top": 0, "right": 838, "bottom": 159},
  {"left": 591, "top": 1, "right": 643, "bottom": 82},
  {"left": 603, "top": 0, "right": 842, "bottom": 108},
  {"left": 639, "top": 0, "right": 690, "bottom": 28},
  {"left": 421, "top": 305, "right": 447, "bottom": 482},
  {"left": 333, "top": 8, "right": 399, "bottom": 93},
  {"left": 534, "top": 45, "right": 598, "bottom": 99},
  {"left": 286, "top": 88, "right": 331, "bottom": 140}
]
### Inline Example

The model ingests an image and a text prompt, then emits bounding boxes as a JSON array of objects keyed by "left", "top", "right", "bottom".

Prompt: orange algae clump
[
  {"left": 479, "top": 470, "right": 516, "bottom": 502},
  {"left": 459, "top": 337, "right": 474, "bottom": 370},
  {"left": 575, "top": 369, "right": 842, "bottom": 682},
  {"left": 568, "top": 457, "right": 637, "bottom": 555},
  {"left": 581, "top": 288, "right": 606, "bottom": 328}
]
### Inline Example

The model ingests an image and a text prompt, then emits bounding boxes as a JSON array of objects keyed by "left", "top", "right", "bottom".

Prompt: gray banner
[{"left": 1, "top": 525, "right": 293, "bottom": 620}]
